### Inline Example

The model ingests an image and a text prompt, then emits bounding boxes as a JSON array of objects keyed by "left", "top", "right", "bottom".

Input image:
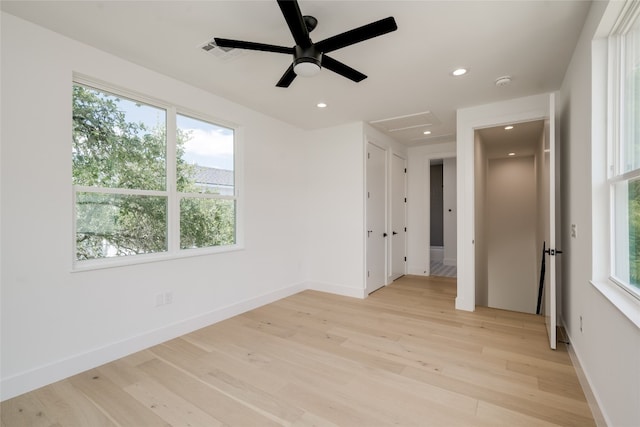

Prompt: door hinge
[
  {"left": 367, "top": 271, "right": 370, "bottom": 277},
  {"left": 404, "top": 198, "right": 407, "bottom": 203},
  {"left": 404, "top": 227, "right": 407, "bottom": 232},
  {"left": 367, "top": 152, "right": 370, "bottom": 159},
  {"left": 404, "top": 168, "right": 407, "bottom": 173},
  {"left": 404, "top": 257, "right": 407, "bottom": 262}
]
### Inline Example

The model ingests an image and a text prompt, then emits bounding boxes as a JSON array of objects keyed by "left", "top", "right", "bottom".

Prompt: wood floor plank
[
  {"left": 122, "top": 377, "right": 224, "bottom": 427},
  {"left": 1, "top": 275, "right": 596, "bottom": 426},
  {"left": 136, "top": 357, "right": 284, "bottom": 426},
  {"left": 0, "top": 390, "right": 58, "bottom": 427},
  {"left": 68, "top": 369, "right": 170, "bottom": 427},
  {"left": 32, "top": 381, "right": 117, "bottom": 427}
]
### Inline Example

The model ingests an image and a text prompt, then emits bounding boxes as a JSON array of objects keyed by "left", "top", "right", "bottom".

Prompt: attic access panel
[{"left": 370, "top": 111, "right": 442, "bottom": 143}]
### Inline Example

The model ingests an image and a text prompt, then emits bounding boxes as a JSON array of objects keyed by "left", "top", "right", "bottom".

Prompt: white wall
[
  {"left": 442, "top": 158, "right": 457, "bottom": 266},
  {"left": 305, "top": 122, "right": 367, "bottom": 298},
  {"left": 0, "top": 13, "right": 309, "bottom": 400},
  {"left": 559, "top": 2, "right": 640, "bottom": 425},
  {"left": 406, "top": 142, "right": 456, "bottom": 275},
  {"left": 486, "top": 156, "right": 538, "bottom": 314}
]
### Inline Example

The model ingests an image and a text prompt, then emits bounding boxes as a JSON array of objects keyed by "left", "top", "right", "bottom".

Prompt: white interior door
[
  {"left": 390, "top": 154, "right": 406, "bottom": 280},
  {"left": 543, "top": 93, "right": 558, "bottom": 350},
  {"left": 366, "top": 143, "right": 386, "bottom": 294}
]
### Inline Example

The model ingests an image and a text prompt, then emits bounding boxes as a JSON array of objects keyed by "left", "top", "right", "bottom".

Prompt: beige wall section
[
  {"left": 474, "top": 134, "right": 488, "bottom": 306},
  {"left": 486, "top": 156, "right": 538, "bottom": 314}
]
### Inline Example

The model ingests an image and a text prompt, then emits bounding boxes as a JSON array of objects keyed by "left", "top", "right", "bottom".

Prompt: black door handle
[
  {"left": 383, "top": 233, "right": 388, "bottom": 237},
  {"left": 545, "top": 248, "right": 563, "bottom": 256},
  {"left": 392, "top": 231, "right": 398, "bottom": 235}
]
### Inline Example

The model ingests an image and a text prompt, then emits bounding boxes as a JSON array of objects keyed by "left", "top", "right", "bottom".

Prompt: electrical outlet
[{"left": 155, "top": 291, "right": 173, "bottom": 307}]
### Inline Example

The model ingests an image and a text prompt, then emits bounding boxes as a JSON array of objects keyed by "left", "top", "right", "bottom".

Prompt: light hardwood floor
[{"left": 1, "top": 275, "right": 595, "bottom": 426}]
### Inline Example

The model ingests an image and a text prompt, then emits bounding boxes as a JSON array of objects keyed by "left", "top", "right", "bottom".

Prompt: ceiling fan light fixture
[{"left": 294, "top": 59, "right": 321, "bottom": 77}]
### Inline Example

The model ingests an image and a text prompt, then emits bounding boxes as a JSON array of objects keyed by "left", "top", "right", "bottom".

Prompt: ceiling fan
[{"left": 214, "top": 0, "right": 398, "bottom": 88}]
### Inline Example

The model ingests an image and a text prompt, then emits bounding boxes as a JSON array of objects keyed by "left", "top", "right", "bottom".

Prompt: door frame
[
  {"left": 456, "top": 93, "right": 554, "bottom": 312},
  {"left": 424, "top": 153, "right": 456, "bottom": 276}
]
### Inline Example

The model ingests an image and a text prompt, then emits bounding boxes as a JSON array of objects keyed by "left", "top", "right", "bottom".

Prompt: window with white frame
[
  {"left": 609, "top": 2, "right": 640, "bottom": 299},
  {"left": 72, "top": 80, "right": 237, "bottom": 267}
]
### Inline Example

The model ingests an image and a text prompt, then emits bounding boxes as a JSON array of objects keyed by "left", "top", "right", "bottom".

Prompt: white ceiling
[
  {"left": 477, "top": 120, "right": 545, "bottom": 159},
  {"left": 1, "top": 1, "right": 591, "bottom": 147}
]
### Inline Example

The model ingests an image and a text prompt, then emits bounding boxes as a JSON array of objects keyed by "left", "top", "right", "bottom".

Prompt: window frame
[
  {"left": 606, "top": 1, "right": 640, "bottom": 301},
  {"left": 71, "top": 76, "right": 243, "bottom": 271}
]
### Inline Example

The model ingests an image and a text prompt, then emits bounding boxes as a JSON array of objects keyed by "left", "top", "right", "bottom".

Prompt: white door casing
[{"left": 544, "top": 93, "right": 559, "bottom": 350}]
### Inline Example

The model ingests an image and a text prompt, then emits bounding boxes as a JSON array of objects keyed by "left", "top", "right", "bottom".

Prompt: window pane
[
  {"left": 72, "top": 85, "right": 167, "bottom": 191},
  {"left": 613, "top": 178, "right": 640, "bottom": 297},
  {"left": 622, "top": 17, "right": 640, "bottom": 173},
  {"left": 176, "top": 114, "right": 234, "bottom": 195},
  {"left": 180, "top": 198, "right": 235, "bottom": 249},
  {"left": 76, "top": 192, "right": 168, "bottom": 260}
]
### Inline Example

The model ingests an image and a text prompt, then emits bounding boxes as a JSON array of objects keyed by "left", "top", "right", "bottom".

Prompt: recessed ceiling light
[
  {"left": 316, "top": 102, "right": 327, "bottom": 108},
  {"left": 423, "top": 130, "right": 432, "bottom": 135},
  {"left": 504, "top": 125, "right": 514, "bottom": 130},
  {"left": 508, "top": 152, "right": 516, "bottom": 156},
  {"left": 452, "top": 68, "right": 468, "bottom": 76}
]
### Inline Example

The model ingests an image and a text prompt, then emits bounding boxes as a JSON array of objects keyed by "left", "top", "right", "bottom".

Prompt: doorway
[
  {"left": 456, "top": 92, "right": 558, "bottom": 349},
  {"left": 429, "top": 158, "right": 457, "bottom": 277},
  {"left": 474, "top": 120, "right": 545, "bottom": 314}
]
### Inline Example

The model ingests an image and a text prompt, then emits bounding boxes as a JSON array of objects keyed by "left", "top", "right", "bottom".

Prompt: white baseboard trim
[
  {"left": 561, "top": 322, "right": 608, "bottom": 427},
  {"left": 407, "top": 267, "right": 429, "bottom": 276},
  {"left": 0, "top": 281, "right": 307, "bottom": 401},
  {"left": 306, "top": 281, "right": 366, "bottom": 299},
  {"left": 430, "top": 246, "right": 444, "bottom": 262}
]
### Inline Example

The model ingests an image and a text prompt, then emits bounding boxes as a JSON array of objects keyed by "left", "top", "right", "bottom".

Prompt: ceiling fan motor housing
[{"left": 293, "top": 45, "right": 322, "bottom": 77}]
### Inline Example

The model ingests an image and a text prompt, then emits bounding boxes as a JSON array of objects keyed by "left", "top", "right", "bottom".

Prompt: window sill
[
  {"left": 72, "top": 244, "right": 244, "bottom": 273},
  {"left": 590, "top": 280, "right": 640, "bottom": 329}
]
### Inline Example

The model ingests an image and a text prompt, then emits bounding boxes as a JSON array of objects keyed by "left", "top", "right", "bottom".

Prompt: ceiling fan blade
[
  {"left": 321, "top": 55, "right": 367, "bottom": 83},
  {"left": 315, "top": 17, "right": 397, "bottom": 54},
  {"left": 276, "top": 64, "right": 297, "bottom": 87},
  {"left": 214, "top": 38, "right": 293, "bottom": 54},
  {"left": 277, "top": 0, "right": 312, "bottom": 48}
]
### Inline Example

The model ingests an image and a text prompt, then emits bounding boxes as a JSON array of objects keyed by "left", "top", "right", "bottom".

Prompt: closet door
[
  {"left": 366, "top": 143, "right": 386, "bottom": 294},
  {"left": 390, "top": 153, "right": 406, "bottom": 281}
]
